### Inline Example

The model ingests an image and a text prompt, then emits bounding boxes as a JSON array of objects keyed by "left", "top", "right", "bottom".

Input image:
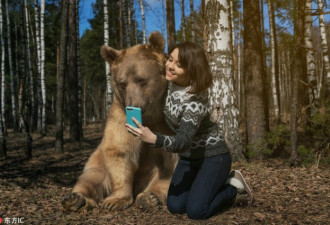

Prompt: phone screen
[{"left": 125, "top": 107, "right": 142, "bottom": 128}]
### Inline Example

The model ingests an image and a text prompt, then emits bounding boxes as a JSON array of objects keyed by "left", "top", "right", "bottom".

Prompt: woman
[{"left": 126, "top": 42, "right": 253, "bottom": 220}]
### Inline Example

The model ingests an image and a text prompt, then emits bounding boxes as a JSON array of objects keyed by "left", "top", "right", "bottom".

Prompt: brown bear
[{"left": 62, "top": 31, "right": 178, "bottom": 212}]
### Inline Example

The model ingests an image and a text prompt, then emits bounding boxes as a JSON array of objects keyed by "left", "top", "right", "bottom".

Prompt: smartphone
[{"left": 125, "top": 106, "right": 142, "bottom": 128}]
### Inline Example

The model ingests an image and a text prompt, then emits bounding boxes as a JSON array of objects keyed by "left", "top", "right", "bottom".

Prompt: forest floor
[{"left": 0, "top": 123, "right": 329, "bottom": 225}]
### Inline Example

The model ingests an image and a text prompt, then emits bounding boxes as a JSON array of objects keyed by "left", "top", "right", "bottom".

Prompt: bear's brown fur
[{"left": 62, "top": 31, "right": 178, "bottom": 212}]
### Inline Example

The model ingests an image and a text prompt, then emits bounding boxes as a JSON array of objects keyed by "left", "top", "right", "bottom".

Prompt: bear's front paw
[
  {"left": 101, "top": 196, "right": 133, "bottom": 211},
  {"left": 136, "top": 192, "right": 161, "bottom": 210},
  {"left": 62, "top": 193, "right": 86, "bottom": 212}
]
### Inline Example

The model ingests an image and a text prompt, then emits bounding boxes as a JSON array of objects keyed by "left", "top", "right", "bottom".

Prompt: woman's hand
[{"left": 125, "top": 117, "right": 157, "bottom": 145}]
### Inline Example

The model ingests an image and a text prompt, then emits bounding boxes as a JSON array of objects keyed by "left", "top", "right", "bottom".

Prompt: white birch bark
[
  {"left": 0, "top": 0, "right": 6, "bottom": 133},
  {"left": 304, "top": 0, "right": 317, "bottom": 107},
  {"left": 104, "top": 0, "right": 112, "bottom": 111},
  {"left": 24, "top": 0, "right": 35, "bottom": 129},
  {"left": 317, "top": 0, "right": 330, "bottom": 95},
  {"left": 5, "top": 0, "right": 18, "bottom": 131},
  {"left": 139, "top": 0, "right": 146, "bottom": 44},
  {"left": 190, "top": 0, "right": 195, "bottom": 42},
  {"left": 40, "top": 0, "right": 46, "bottom": 134},
  {"left": 230, "top": 0, "right": 235, "bottom": 53},
  {"left": 205, "top": 0, "right": 245, "bottom": 161},
  {"left": 34, "top": 0, "right": 43, "bottom": 132},
  {"left": 267, "top": 0, "right": 280, "bottom": 121},
  {"left": 181, "top": 0, "right": 186, "bottom": 41}
]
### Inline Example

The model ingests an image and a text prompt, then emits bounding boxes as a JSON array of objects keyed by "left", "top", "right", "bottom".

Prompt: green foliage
[
  {"left": 246, "top": 138, "right": 271, "bottom": 158},
  {"left": 266, "top": 124, "right": 290, "bottom": 152},
  {"left": 246, "top": 124, "right": 290, "bottom": 159}
]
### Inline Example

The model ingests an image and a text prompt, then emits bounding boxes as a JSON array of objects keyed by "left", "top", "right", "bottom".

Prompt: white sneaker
[{"left": 227, "top": 170, "right": 254, "bottom": 205}]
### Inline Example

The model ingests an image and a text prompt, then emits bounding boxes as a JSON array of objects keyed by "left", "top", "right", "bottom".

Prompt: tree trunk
[
  {"left": 139, "top": 0, "right": 146, "bottom": 44},
  {"left": 291, "top": 0, "right": 306, "bottom": 166},
  {"left": 122, "top": 0, "right": 130, "bottom": 48},
  {"left": 119, "top": 0, "right": 123, "bottom": 49},
  {"left": 0, "top": 0, "right": 6, "bottom": 158},
  {"left": 76, "top": 0, "right": 83, "bottom": 138},
  {"left": 24, "top": 0, "right": 35, "bottom": 132},
  {"left": 243, "top": 0, "right": 268, "bottom": 159},
  {"left": 206, "top": 0, "right": 245, "bottom": 161},
  {"left": 190, "top": 0, "right": 195, "bottom": 42},
  {"left": 68, "top": 0, "right": 80, "bottom": 142},
  {"left": 267, "top": 0, "right": 281, "bottom": 123},
  {"left": 237, "top": 10, "right": 243, "bottom": 114},
  {"left": 5, "top": 0, "right": 18, "bottom": 132},
  {"left": 180, "top": 0, "right": 186, "bottom": 41},
  {"left": 0, "top": 0, "right": 6, "bottom": 135},
  {"left": 40, "top": 0, "right": 46, "bottom": 135},
  {"left": 19, "top": 0, "right": 32, "bottom": 158},
  {"left": 304, "top": 0, "right": 317, "bottom": 111},
  {"left": 33, "top": 0, "right": 43, "bottom": 134},
  {"left": 166, "top": 0, "right": 175, "bottom": 51},
  {"left": 104, "top": 0, "right": 112, "bottom": 112},
  {"left": 317, "top": 0, "right": 330, "bottom": 103},
  {"left": 55, "top": 0, "right": 69, "bottom": 154}
]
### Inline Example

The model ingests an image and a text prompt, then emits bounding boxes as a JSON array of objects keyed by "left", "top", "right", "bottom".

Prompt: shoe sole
[{"left": 235, "top": 170, "right": 254, "bottom": 206}]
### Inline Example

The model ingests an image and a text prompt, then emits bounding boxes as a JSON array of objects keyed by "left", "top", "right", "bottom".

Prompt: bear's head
[{"left": 100, "top": 31, "right": 168, "bottom": 124}]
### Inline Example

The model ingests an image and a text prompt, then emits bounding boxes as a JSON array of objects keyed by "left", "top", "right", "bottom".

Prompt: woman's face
[{"left": 165, "top": 48, "right": 190, "bottom": 86}]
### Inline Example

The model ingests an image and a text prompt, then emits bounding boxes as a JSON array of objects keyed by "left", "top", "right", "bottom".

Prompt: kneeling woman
[{"left": 126, "top": 42, "right": 253, "bottom": 220}]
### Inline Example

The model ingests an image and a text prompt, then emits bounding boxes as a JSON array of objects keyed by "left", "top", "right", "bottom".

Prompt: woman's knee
[
  {"left": 167, "top": 197, "right": 186, "bottom": 214},
  {"left": 186, "top": 204, "right": 209, "bottom": 220}
]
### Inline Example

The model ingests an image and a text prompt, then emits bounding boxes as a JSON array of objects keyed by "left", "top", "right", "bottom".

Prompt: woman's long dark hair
[{"left": 168, "top": 42, "right": 212, "bottom": 94}]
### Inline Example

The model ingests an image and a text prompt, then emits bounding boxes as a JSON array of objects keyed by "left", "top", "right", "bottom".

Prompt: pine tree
[
  {"left": 243, "top": 0, "right": 268, "bottom": 159},
  {"left": 55, "top": 0, "right": 69, "bottom": 153}
]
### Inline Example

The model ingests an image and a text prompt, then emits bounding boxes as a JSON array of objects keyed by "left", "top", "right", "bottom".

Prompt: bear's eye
[{"left": 137, "top": 78, "right": 148, "bottom": 87}]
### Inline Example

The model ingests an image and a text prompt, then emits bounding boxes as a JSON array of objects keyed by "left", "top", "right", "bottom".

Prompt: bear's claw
[
  {"left": 136, "top": 192, "right": 161, "bottom": 210},
  {"left": 62, "top": 193, "right": 86, "bottom": 212},
  {"left": 101, "top": 196, "right": 133, "bottom": 211}
]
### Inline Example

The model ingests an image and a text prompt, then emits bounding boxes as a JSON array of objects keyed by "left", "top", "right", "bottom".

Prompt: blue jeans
[{"left": 167, "top": 152, "right": 237, "bottom": 220}]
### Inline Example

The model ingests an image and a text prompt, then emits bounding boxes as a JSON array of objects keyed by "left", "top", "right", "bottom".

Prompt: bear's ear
[
  {"left": 100, "top": 45, "right": 121, "bottom": 64},
  {"left": 147, "top": 31, "right": 165, "bottom": 53}
]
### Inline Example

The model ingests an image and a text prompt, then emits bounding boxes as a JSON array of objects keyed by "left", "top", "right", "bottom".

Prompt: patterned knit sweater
[{"left": 154, "top": 81, "right": 229, "bottom": 159}]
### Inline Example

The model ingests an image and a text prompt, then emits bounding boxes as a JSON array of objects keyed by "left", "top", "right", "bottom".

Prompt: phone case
[{"left": 126, "top": 107, "right": 142, "bottom": 128}]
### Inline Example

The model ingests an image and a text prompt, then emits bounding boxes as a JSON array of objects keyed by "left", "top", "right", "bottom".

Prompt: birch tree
[
  {"left": 40, "top": 0, "right": 46, "bottom": 135},
  {"left": 267, "top": 0, "right": 280, "bottom": 123},
  {"left": 0, "top": 0, "right": 6, "bottom": 135},
  {"left": 304, "top": 0, "right": 317, "bottom": 109},
  {"left": 243, "top": 0, "right": 268, "bottom": 159},
  {"left": 205, "top": 0, "right": 245, "bottom": 161},
  {"left": 139, "top": 0, "right": 146, "bottom": 44},
  {"left": 34, "top": 0, "right": 43, "bottom": 133},
  {"left": 104, "top": 0, "right": 112, "bottom": 111},
  {"left": 317, "top": 0, "right": 330, "bottom": 97},
  {"left": 5, "top": 0, "right": 18, "bottom": 132}
]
